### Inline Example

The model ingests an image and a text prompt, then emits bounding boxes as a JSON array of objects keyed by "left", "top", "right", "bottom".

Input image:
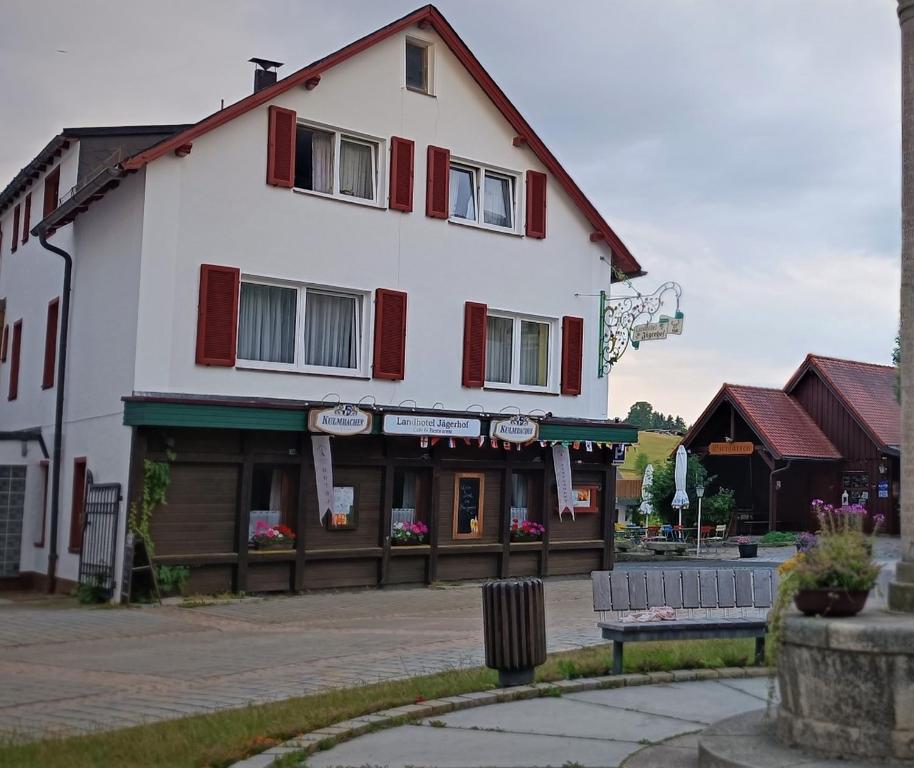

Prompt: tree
[
  {"left": 625, "top": 401, "right": 655, "bottom": 430},
  {"left": 633, "top": 451, "right": 651, "bottom": 477}
]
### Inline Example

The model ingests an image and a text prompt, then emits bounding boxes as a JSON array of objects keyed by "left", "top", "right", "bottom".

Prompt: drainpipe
[
  {"left": 769, "top": 460, "right": 792, "bottom": 532},
  {"left": 36, "top": 231, "right": 72, "bottom": 594}
]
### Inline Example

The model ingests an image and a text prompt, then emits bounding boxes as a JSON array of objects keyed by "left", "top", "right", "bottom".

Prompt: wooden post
[
  {"left": 540, "top": 448, "right": 552, "bottom": 577},
  {"left": 428, "top": 452, "right": 441, "bottom": 584},
  {"left": 379, "top": 458, "right": 394, "bottom": 586},
  {"left": 601, "top": 463, "right": 616, "bottom": 570},
  {"left": 499, "top": 462, "right": 512, "bottom": 578},
  {"left": 293, "top": 433, "right": 309, "bottom": 591},
  {"left": 235, "top": 434, "right": 253, "bottom": 594}
]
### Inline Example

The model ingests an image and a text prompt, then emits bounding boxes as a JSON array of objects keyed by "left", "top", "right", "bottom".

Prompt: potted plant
[
  {"left": 250, "top": 522, "right": 296, "bottom": 550},
  {"left": 778, "top": 501, "right": 883, "bottom": 617},
  {"left": 510, "top": 520, "right": 545, "bottom": 542},
  {"left": 391, "top": 520, "right": 428, "bottom": 545},
  {"left": 736, "top": 536, "right": 757, "bottom": 558}
]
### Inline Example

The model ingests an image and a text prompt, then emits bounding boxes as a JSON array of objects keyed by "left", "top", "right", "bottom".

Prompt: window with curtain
[
  {"left": 238, "top": 283, "right": 297, "bottom": 363},
  {"left": 449, "top": 164, "right": 477, "bottom": 220},
  {"left": 486, "top": 315, "right": 513, "bottom": 384},
  {"left": 484, "top": 312, "right": 553, "bottom": 389},
  {"left": 339, "top": 138, "right": 375, "bottom": 200},
  {"left": 405, "top": 40, "right": 429, "bottom": 92},
  {"left": 483, "top": 172, "right": 513, "bottom": 228},
  {"left": 294, "top": 126, "right": 333, "bottom": 193},
  {"left": 511, "top": 473, "right": 529, "bottom": 523},
  {"left": 304, "top": 289, "right": 359, "bottom": 369}
]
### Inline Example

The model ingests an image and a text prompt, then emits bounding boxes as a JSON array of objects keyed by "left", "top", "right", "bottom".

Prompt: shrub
[{"left": 759, "top": 531, "right": 797, "bottom": 547}]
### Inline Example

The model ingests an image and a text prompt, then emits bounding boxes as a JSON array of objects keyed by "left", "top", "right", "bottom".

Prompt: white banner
[
  {"left": 382, "top": 414, "right": 481, "bottom": 438},
  {"left": 311, "top": 435, "right": 334, "bottom": 524},
  {"left": 552, "top": 444, "right": 576, "bottom": 522}
]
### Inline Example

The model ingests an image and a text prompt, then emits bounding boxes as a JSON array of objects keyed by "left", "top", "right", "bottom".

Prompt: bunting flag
[
  {"left": 504, "top": 442, "right": 512, "bottom": 451},
  {"left": 463, "top": 438, "right": 471, "bottom": 446},
  {"left": 490, "top": 437, "right": 499, "bottom": 449},
  {"left": 448, "top": 438, "right": 456, "bottom": 448},
  {"left": 430, "top": 437, "right": 441, "bottom": 447},
  {"left": 420, "top": 436, "right": 429, "bottom": 448},
  {"left": 311, "top": 435, "right": 334, "bottom": 524},
  {"left": 572, "top": 441, "right": 581, "bottom": 450},
  {"left": 539, "top": 441, "right": 547, "bottom": 448},
  {"left": 585, "top": 440, "right": 593, "bottom": 452},
  {"left": 552, "top": 443, "right": 576, "bottom": 522},
  {"left": 478, "top": 435, "right": 486, "bottom": 447}
]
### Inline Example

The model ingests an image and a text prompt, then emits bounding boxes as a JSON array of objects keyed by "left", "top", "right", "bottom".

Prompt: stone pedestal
[
  {"left": 777, "top": 609, "right": 914, "bottom": 761},
  {"left": 889, "top": 561, "right": 914, "bottom": 613}
]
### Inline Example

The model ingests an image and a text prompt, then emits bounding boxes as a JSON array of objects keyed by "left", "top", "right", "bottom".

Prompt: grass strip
[{"left": 0, "top": 638, "right": 756, "bottom": 768}]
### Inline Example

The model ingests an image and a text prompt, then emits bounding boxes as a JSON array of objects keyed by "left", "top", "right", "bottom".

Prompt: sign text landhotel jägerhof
[{"left": 382, "top": 414, "right": 482, "bottom": 438}]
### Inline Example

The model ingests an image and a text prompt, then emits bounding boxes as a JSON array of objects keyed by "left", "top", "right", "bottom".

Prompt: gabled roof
[
  {"left": 683, "top": 384, "right": 841, "bottom": 461},
  {"left": 117, "top": 4, "right": 641, "bottom": 277},
  {"left": 785, "top": 354, "right": 900, "bottom": 451}
]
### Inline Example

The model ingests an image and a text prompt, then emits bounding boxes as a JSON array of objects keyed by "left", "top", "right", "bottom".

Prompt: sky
[{"left": 0, "top": 0, "right": 902, "bottom": 424}]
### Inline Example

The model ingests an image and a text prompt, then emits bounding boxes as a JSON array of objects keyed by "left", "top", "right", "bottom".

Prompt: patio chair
[{"left": 706, "top": 525, "right": 727, "bottom": 552}]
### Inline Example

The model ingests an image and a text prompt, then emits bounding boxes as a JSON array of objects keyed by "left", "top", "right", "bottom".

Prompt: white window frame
[
  {"left": 447, "top": 157, "right": 521, "bottom": 235},
  {"left": 404, "top": 36, "right": 435, "bottom": 96},
  {"left": 484, "top": 309, "right": 557, "bottom": 393},
  {"left": 236, "top": 274, "right": 370, "bottom": 378},
  {"left": 292, "top": 120, "right": 385, "bottom": 209}
]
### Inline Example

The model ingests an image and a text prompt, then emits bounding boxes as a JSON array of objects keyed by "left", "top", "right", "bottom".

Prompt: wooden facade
[
  {"left": 683, "top": 356, "right": 900, "bottom": 534},
  {"left": 128, "top": 400, "right": 630, "bottom": 594}
]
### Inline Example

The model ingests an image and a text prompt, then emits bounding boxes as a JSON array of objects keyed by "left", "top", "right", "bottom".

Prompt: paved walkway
[
  {"left": 304, "top": 677, "right": 772, "bottom": 768},
  {"left": 0, "top": 538, "right": 897, "bottom": 742}
]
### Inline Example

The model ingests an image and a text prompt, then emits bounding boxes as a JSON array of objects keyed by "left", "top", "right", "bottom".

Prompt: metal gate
[{"left": 78, "top": 471, "right": 122, "bottom": 597}]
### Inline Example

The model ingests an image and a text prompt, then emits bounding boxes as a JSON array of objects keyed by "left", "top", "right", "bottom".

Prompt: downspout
[
  {"left": 769, "top": 460, "right": 792, "bottom": 532},
  {"left": 36, "top": 230, "right": 72, "bottom": 594}
]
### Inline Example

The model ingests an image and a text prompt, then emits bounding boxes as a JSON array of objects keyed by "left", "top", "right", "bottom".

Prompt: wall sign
[
  {"left": 878, "top": 479, "right": 889, "bottom": 499},
  {"left": 708, "top": 441, "right": 754, "bottom": 456},
  {"left": 453, "top": 472, "right": 484, "bottom": 539},
  {"left": 612, "top": 443, "right": 627, "bottom": 465},
  {"left": 309, "top": 404, "right": 372, "bottom": 436},
  {"left": 383, "top": 414, "right": 481, "bottom": 438},
  {"left": 631, "top": 315, "right": 684, "bottom": 344},
  {"left": 490, "top": 415, "right": 539, "bottom": 444}
]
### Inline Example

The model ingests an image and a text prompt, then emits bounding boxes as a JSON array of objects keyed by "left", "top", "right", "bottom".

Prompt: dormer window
[{"left": 406, "top": 38, "right": 431, "bottom": 94}]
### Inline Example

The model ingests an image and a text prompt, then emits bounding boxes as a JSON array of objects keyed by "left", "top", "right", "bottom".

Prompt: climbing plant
[{"left": 128, "top": 450, "right": 175, "bottom": 557}]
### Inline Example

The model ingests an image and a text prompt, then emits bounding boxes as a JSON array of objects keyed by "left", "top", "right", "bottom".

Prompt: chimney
[{"left": 249, "top": 58, "right": 284, "bottom": 93}]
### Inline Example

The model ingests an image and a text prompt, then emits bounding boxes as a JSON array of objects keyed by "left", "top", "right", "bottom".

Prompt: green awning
[
  {"left": 123, "top": 401, "right": 307, "bottom": 431},
  {"left": 539, "top": 423, "right": 637, "bottom": 444}
]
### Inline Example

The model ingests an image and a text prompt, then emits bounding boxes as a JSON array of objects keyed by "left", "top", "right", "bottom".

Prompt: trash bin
[{"left": 482, "top": 577, "right": 547, "bottom": 687}]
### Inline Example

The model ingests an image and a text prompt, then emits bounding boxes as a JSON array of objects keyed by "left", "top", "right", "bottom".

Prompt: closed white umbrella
[
  {"left": 639, "top": 464, "right": 654, "bottom": 526},
  {"left": 672, "top": 446, "right": 690, "bottom": 527}
]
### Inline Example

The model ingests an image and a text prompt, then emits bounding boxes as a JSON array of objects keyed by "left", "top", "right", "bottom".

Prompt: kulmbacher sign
[
  {"left": 309, "top": 405, "right": 373, "bottom": 436},
  {"left": 490, "top": 415, "right": 539, "bottom": 444},
  {"left": 383, "top": 414, "right": 481, "bottom": 438}
]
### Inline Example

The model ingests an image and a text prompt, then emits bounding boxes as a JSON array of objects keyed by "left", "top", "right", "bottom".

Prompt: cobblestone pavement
[{"left": 0, "top": 537, "right": 898, "bottom": 741}]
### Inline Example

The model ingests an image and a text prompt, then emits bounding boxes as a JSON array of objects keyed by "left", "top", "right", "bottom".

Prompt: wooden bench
[{"left": 591, "top": 568, "right": 776, "bottom": 674}]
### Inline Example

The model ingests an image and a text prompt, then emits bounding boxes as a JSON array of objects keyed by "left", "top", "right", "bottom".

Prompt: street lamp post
[{"left": 695, "top": 484, "right": 705, "bottom": 554}]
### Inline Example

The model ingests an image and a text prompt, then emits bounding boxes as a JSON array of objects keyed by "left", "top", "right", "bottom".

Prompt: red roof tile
[
  {"left": 804, "top": 355, "right": 901, "bottom": 450},
  {"left": 725, "top": 385, "right": 841, "bottom": 460}
]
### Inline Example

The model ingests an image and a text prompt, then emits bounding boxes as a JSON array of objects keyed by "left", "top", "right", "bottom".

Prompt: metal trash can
[{"left": 482, "top": 577, "right": 547, "bottom": 687}]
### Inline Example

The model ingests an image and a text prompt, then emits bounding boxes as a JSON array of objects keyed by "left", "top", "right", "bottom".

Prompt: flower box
[
  {"left": 510, "top": 520, "right": 544, "bottom": 543},
  {"left": 391, "top": 520, "right": 429, "bottom": 546},
  {"left": 250, "top": 522, "right": 296, "bottom": 551}
]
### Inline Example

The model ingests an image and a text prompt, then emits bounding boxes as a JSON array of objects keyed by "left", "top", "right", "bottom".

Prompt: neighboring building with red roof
[{"left": 682, "top": 355, "right": 900, "bottom": 533}]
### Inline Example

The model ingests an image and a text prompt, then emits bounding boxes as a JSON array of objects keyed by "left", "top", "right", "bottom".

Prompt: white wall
[{"left": 134, "top": 26, "right": 615, "bottom": 419}]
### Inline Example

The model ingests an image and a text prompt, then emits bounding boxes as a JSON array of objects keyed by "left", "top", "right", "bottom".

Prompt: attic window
[{"left": 406, "top": 39, "right": 431, "bottom": 94}]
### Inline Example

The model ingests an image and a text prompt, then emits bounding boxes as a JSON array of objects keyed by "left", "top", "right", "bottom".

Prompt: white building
[{"left": 0, "top": 5, "right": 642, "bottom": 598}]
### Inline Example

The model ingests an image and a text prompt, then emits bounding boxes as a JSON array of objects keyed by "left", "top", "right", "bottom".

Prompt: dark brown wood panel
[
  {"left": 508, "top": 551, "right": 539, "bottom": 577},
  {"left": 549, "top": 472, "right": 603, "bottom": 541},
  {"left": 437, "top": 553, "right": 498, "bottom": 581},
  {"left": 387, "top": 557, "right": 427, "bottom": 584},
  {"left": 147, "top": 428, "right": 243, "bottom": 456},
  {"left": 151, "top": 464, "right": 239, "bottom": 555},
  {"left": 548, "top": 549, "right": 601, "bottom": 575},
  {"left": 303, "top": 466, "right": 383, "bottom": 548},
  {"left": 247, "top": 562, "right": 293, "bottom": 592},
  {"left": 187, "top": 564, "right": 233, "bottom": 594},
  {"left": 304, "top": 558, "right": 378, "bottom": 589}
]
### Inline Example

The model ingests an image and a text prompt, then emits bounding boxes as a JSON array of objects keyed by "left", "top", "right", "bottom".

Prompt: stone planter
[
  {"left": 793, "top": 587, "right": 869, "bottom": 617},
  {"left": 738, "top": 543, "right": 758, "bottom": 558}
]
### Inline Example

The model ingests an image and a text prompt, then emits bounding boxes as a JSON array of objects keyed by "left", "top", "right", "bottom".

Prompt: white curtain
[
  {"left": 484, "top": 174, "right": 512, "bottom": 227},
  {"left": 268, "top": 469, "right": 283, "bottom": 512},
  {"left": 237, "top": 283, "right": 296, "bottom": 363},
  {"left": 519, "top": 321, "right": 547, "bottom": 386},
  {"left": 511, "top": 474, "right": 528, "bottom": 522},
  {"left": 449, "top": 166, "right": 476, "bottom": 220},
  {"left": 304, "top": 291, "right": 358, "bottom": 368},
  {"left": 486, "top": 316, "right": 513, "bottom": 383},
  {"left": 312, "top": 131, "right": 333, "bottom": 194},
  {"left": 339, "top": 140, "right": 373, "bottom": 199}
]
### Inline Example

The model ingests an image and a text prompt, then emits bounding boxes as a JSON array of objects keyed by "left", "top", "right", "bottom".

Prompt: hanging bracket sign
[
  {"left": 308, "top": 404, "right": 373, "bottom": 436},
  {"left": 383, "top": 414, "right": 482, "bottom": 438},
  {"left": 490, "top": 415, "right": 539, "bottom": 444}
]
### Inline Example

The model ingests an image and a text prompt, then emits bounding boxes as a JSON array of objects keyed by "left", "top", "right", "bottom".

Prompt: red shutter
[
  {"left": 426, "top": 145, "right": 450, "bottom": 219},
  {"left": 266, "top": 105, "right": 297, "bottom": 188},
  {"left": 68, "top": 457, "right": 87, "bottom": 552},
  {"left": 462, "top": 301, "right": 488, "bottom": 388},
  {"left": 8, "top": 320, "right": 22, "bottom": 400},
  {"left": 1, "top": 324, "right": 7, "bottom": 362},
  {"left": 561, "top": 316, "right": 584, "bottom": 395},
  {"left": 389, "top": 137, "right": 415, "bottom": 212},
  {"left": 22, "top": 193, "right": 31, "bottom": 244},
  {"left": 43, "top": 166, "right": 61, "bottom": 217},
  {"left": 525, "top": 170, "right": 547, "bottom": 239},
  {"left": 11, "top": 205, "right": 19, "bottom": 253},
  {"left": 42, "top": 298, "right": 59, "bottom": 389},
  {"left": 373, "top": 288, "right": 408, "bottom": 380},
  {"left": 196, "top": 264, "right": 240, "bottom": 366}
]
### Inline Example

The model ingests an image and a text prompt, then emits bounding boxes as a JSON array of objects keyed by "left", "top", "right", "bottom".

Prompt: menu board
[{"left": 455, "top": 474, "right": 483, "bottom": 537}]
